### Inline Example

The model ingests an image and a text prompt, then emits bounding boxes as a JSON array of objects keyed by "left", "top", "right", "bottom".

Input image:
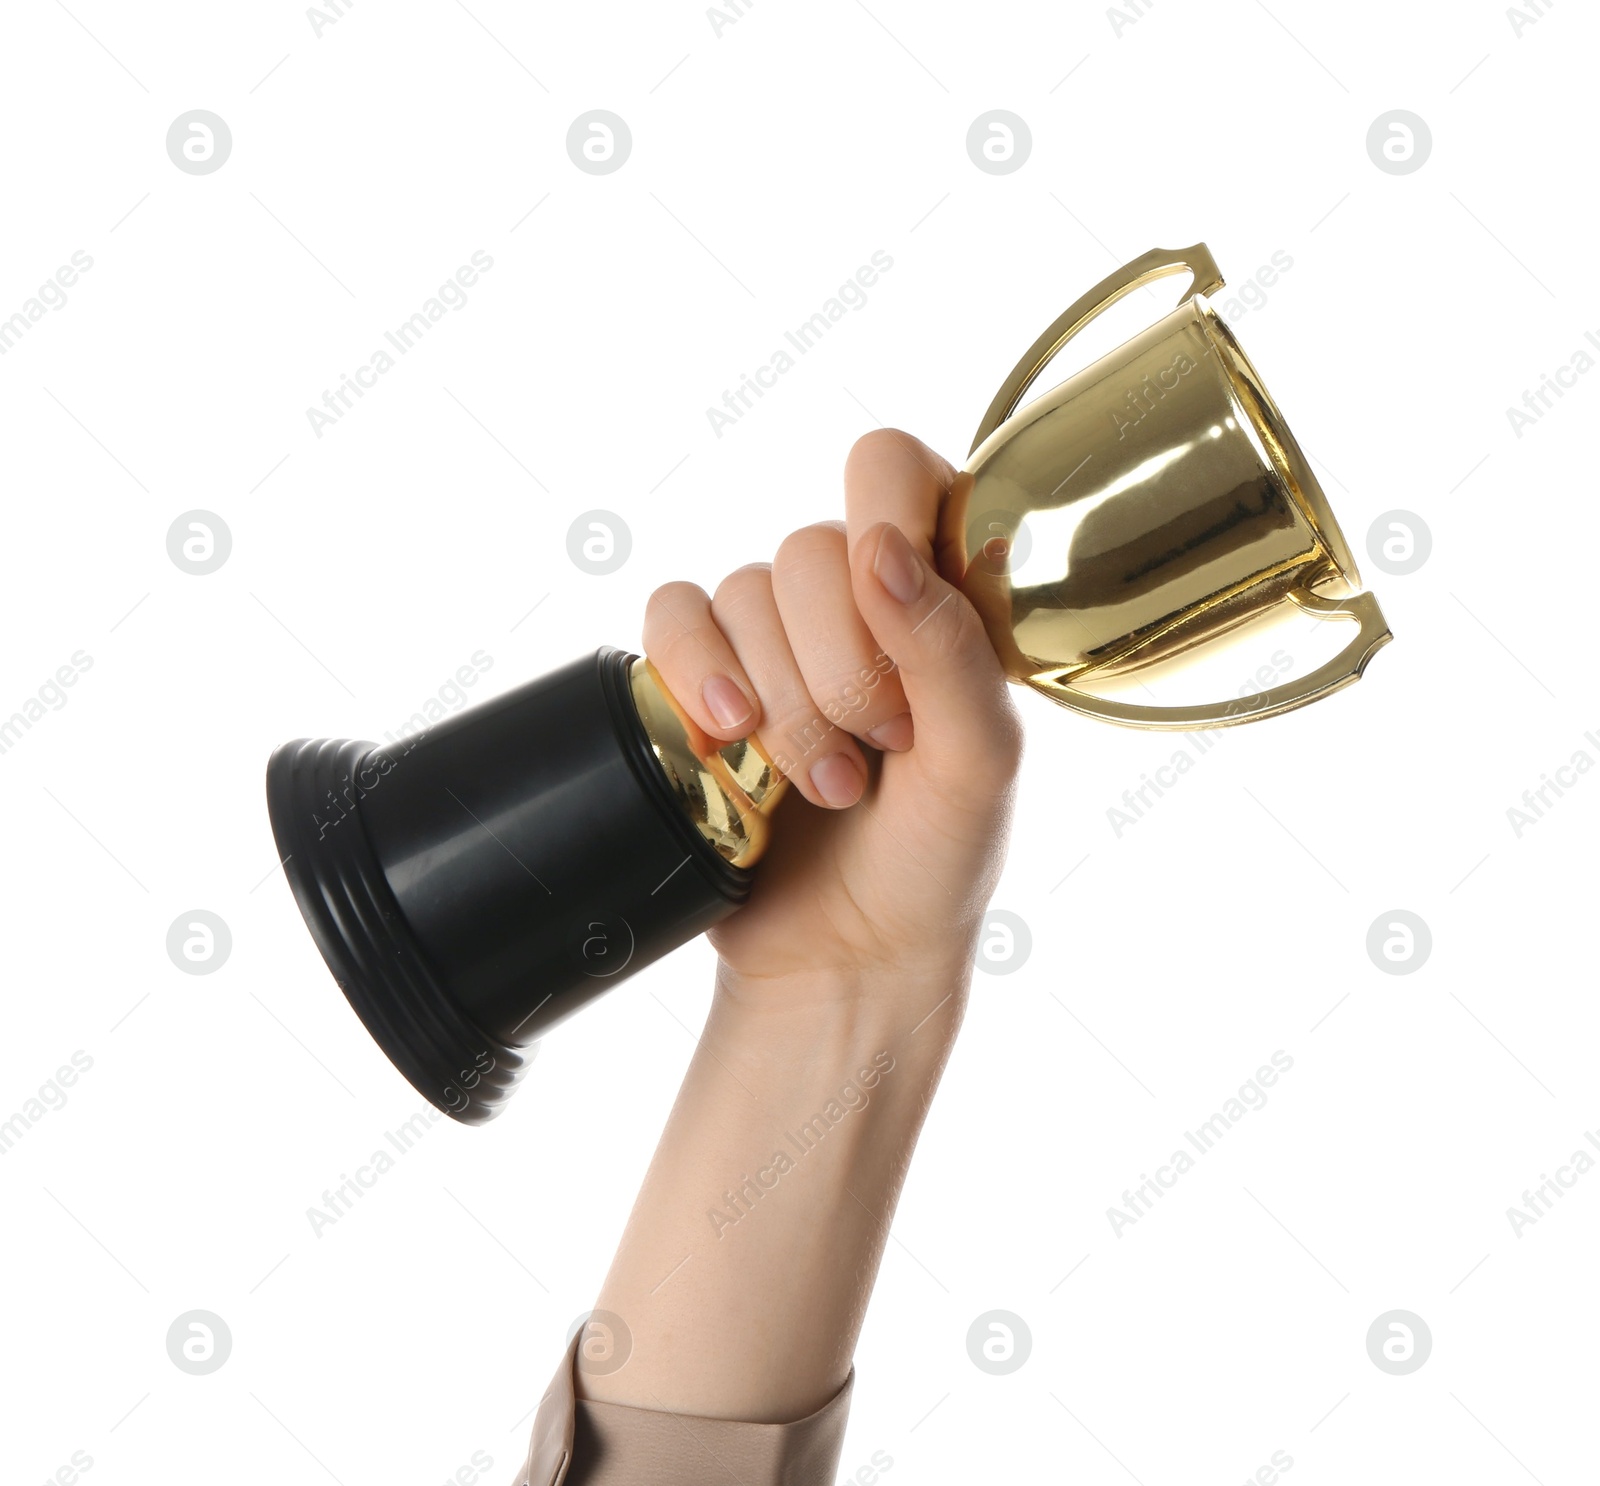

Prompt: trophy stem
[{"left": 626, "top": 658, "right": 789, "bottom": 870}]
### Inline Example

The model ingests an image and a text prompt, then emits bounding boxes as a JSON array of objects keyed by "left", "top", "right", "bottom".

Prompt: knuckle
[
  {"left": 848, "top": 427, "right": 911, "bottom": 465},
  {"left": 773, "top": 521, "right": 846, "bottom": 577},
  {"left": 657, "top": 621, "right": 722, "bottom": 672},
  {"left": 644, "top": 584, "right": 722, "bottom": 672},
  {"left": 824, "top": 659, "right": 907, "bottom": 730},
  {"left": 917, "top": 589, "right": 985, "bottom": 667},
  {"left": 646, "top": 580, "right": 709, "bottom": 627},
  {"left": 762, "top": 699, "right": 845, "bottom": 775},
  {"left": 711, "top": 562, "right": 772, "bottom": 618},
  {"left": 848, "top": 427, "right": 954, "bottom": 485}
]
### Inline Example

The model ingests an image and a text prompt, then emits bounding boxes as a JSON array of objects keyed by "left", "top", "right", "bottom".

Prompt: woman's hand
[
  {"left": 642, "top": 429, "right": 1025, "bottom": 1005},
  {"left": 577, "top": 432, "right": 1026, "bottom": 1427}
]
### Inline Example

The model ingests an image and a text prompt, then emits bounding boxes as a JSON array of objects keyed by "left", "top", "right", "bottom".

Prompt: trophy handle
[
  {"left": 968, "top": 242, "right": 1225, "bottom": 456},
  {"left": 1030, "top": 588, "right": 1393, "bottom": 731}
]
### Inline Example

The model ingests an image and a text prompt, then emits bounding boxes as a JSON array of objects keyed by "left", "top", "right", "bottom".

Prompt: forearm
[{"left": 579, "top": 964, "right": 968, "bottom": 1422}]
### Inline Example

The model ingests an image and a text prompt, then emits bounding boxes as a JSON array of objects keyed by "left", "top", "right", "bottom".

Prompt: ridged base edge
[{"left": 265, "top": 737, "right": 528, "bottom": 1125}]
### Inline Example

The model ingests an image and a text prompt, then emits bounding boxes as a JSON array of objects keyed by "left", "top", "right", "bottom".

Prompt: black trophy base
[{"left": 266, "top": 647, "right": 750, "bottom": 1124}]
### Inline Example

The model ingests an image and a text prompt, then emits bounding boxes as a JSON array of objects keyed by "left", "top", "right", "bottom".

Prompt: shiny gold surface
[
  {"left": 958, "top": 241, "right": 1391, "bottom": 730},
  {"left": 627, "top": 657, "right": 788, "bottom": 869}
]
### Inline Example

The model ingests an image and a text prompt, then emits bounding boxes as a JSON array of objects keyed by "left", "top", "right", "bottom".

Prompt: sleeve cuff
[{"left": 514, "top": 1331, "right": 855, "bottom": 1486}]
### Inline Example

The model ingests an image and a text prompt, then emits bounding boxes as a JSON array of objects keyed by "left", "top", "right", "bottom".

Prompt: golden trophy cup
[
  {"left": 957, "top": 240, "right": 1390, "bottom": 729},
  {"left": 268, "top": 241, "right": 1393, "bottom": 1121}
]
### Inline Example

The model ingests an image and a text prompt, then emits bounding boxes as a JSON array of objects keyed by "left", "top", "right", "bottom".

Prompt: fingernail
[
  {"left": 874, "top": 524, "right": 925, "bottom": 605},
  {"left": 866, "top": 712, "right": 913, "bottom": 752},
  {"left": 701, "top": 673, "right": 753, "bottom": 731},
  {"left": 809, "top": 751, "right": 864, "bottom": 808}
]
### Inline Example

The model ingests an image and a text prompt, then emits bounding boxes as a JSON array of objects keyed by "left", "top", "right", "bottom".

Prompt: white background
[{"left": 2, "top": 1, "right": 1597, "bottom": 1483}]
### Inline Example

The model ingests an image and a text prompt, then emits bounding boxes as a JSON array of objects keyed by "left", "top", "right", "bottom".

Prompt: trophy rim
[{"left": 1196, "top": 299, "right": 1362, "bottom": 596}]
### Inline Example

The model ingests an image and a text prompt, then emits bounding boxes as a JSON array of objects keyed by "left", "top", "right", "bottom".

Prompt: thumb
[{"left": 850, "top": 521, "right": 1021, "bottom": 793}]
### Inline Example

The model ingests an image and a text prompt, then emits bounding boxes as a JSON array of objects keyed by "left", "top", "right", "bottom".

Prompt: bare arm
[{"left": 580, "top": 969, "right": 965, "bottom": 1420}]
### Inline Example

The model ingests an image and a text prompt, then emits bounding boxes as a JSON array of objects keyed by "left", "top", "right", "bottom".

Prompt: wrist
[{"left": 710, "top": 959, "right": 971, "bottom": 1061}]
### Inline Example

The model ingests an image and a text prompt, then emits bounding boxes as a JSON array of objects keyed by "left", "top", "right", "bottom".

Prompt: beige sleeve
[{"left": 513, "top": 1332, "right": 856, "bottom": 1486}]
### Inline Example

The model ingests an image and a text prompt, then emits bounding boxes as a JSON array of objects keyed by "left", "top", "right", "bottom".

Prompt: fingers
[
  {"left": 849, "top": 521, "right": 1021, "bottom": 795},
  {"left": 709, "top": 563, "right": 870, "bottom": 810},
  {"left": 645, "top": 431, "right": 1012, "bottom": 812},
  {"left": 844, "top": 427, "right": 970, "bottom": 586},
  {"left": 769, "top": 523, "right": 914, "bottom": 754},
  {"left": 642, "top": 581, "right": 760, "bottom": 743}
]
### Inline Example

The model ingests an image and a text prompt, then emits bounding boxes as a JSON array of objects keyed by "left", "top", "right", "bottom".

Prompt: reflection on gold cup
[{"left": 957, "top": 241, "right": 1391, "bottom": 729}]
